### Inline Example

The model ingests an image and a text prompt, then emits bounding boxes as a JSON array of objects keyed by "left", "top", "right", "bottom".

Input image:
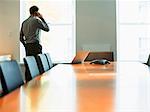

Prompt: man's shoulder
[{"left": 23, "top": 16, "right": 39, "bottom": 24}]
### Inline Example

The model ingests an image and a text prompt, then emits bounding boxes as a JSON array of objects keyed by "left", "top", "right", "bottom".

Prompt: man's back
[
  {"left": 22, "top": 16, "right": 40, "bottom": 43},
  {"left": 20, "top": 5, "right": 49, "bottom": 56}
]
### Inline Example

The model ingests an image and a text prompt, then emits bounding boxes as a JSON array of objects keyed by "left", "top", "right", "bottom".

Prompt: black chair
[
  {"left": 144, "top": 54, "right": 150, "bottom": 66},
  {"left": 147, "top": 55, "right": 150, "bottom": 66},
  {"left": 0, "top": 81, "right": 3, "bottom": 97},
  {"left": 84, "top": 51, "right": 114, "bottom": 61},
  {"left": 36, "top": 54, "right": 49, "bottom": 74},
  {"left": 23, "top": 56, "right": 40, "bottom": 82},
  {"left": 0, "top": 60, "right": 24, "bottom": 95},
  {"left": 44, "top": 53, "right": 53, "bottom": 69}
]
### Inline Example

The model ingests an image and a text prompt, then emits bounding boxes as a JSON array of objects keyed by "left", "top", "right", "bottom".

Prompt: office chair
[
  {"left": 147, "top": 55, "right": 150, "bottom": 66},
  {"left": 23, "top": 56, "right": 40, "bottom": 82},
  {"left": 0, "top": 81, "right": 3, "bottom": 97},
  {"left": 36, "top": 54, "right": 49, "bottom": 74},
  {"left": 44, "top": 53, "right": 53, "bottom": 69},
  {"left": 144, "top": 54, "right": 150, "bottom": 66},
  {"left": 84, "top": 51, "right": 114, "bottom": 61},
  {"left": 0, "top": 60, "right": 24, "bottom": 95}
]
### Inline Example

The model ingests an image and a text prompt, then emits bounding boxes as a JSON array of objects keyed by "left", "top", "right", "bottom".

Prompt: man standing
[
  {"left": 20, "top": 6, "right": 49, "bottom": 82},
  {"left": 20, "top": 5, "right": 49, "bottom": 56}
]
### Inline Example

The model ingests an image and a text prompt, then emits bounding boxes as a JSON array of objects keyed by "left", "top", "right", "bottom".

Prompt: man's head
[{"left": 29, "top": 6, "right": 39, "bottom": 15}]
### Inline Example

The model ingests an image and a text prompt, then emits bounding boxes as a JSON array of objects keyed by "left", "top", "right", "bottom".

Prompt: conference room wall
[
  {"left": 76, "top": 0, "right": 116, "bottom": 60},
  {"left": 0, "top": 0, "right": 20, "bottom": 61},
  {"left": 0, "top": 0, "right": 116, "bottom": 61}
]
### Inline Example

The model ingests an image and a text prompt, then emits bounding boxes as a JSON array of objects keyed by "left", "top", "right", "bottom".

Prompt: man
[
  {"left": 20, "top": 6, "right": 49, "bottom": 82},
  {"left": 20, "top": 6, "right": 49, "bottom": 56}
]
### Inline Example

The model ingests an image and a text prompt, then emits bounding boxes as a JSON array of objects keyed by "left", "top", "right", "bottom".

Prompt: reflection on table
[{"left": 0, "top": 62, "right": 150, "bottom": 112}]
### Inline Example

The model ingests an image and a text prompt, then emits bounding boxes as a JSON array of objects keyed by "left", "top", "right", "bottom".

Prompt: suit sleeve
[
  {"left": 37, "top": 17, "right": 49, "bottom": 32},
  {"left": 20, "top": 24, "right": 26, "bottom": 46}
]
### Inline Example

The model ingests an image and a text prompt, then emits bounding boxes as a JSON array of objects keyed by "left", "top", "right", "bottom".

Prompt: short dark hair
[{"left": 29, "top": 6, "right": 39, "bottom": 14}]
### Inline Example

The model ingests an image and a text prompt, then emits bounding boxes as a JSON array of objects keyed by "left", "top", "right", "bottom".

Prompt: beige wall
[
  {"left": 0, "top": 0, "right": 20, "bottom": 61},
  {"left": 0, "top": 0, "right": 116, "bottom": 61},
  {"left": 76, "top": 0, "right": 116, "bottom": 59}
]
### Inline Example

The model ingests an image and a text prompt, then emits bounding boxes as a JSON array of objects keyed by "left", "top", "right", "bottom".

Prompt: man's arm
[
  {"left": 36, "top": 12, "right": 49, "bottom": 32},
  {"left": 20, "top": 24, "right": 26, "bottom": 46}
]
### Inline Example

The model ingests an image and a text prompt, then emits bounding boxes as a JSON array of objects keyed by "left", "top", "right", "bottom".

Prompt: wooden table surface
[{"left": 0, "top": 62, "right": 150, "bottom": 112}]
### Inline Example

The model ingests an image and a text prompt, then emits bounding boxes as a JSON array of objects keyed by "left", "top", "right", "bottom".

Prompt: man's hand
[{"left": 36, "top": 12, "right": 43, "bottom": 18}]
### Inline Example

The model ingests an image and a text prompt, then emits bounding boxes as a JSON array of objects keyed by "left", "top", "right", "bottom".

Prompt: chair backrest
[
  {"left": 84, "top": 52, "right": 114, "bottom": 61},
  {"left": 23, "top": 56, "right": 40, "bottom": 82},
  {"left": 72, "top": 51, "right": 89, "bottom": 64},
  {"left": 36, "top": 54, "right": 49, "bottom": 74},
  {"left": 44, "top": 53, "right": 53, "bottom": 69},
  {"left": 0, "top": 60, "right": 24, "bottom": 94},
  {"left": 0, "top": 81, "right": 3, "bottom": 97},
  {"left": 146, "top": 54, "right": 150, "bottom": 66}
]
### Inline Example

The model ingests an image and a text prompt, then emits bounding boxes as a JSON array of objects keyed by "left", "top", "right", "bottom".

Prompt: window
[
  {"left": 117, "top": 0, "right": 150, "bottom": 62},
  {"left": 20, "top": 0, "right": 76, "bottom": 63}
]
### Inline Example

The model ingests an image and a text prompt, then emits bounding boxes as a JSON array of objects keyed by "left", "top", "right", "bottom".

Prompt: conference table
[{"left": 0, "top": 61, "right": 150, "bottom": 112}]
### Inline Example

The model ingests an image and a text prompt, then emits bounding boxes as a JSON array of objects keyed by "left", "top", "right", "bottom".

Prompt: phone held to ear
[
  {"left": 90, "top": 59, "right": 110, "bottom": 65},
  {"left": 35, "top": 12, "right": 42, "bottom": 18}
]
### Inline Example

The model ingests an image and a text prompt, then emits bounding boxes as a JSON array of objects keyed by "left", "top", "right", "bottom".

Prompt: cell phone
[{"left": 34, "top": 12, "right": 38, "bottom": 16}]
